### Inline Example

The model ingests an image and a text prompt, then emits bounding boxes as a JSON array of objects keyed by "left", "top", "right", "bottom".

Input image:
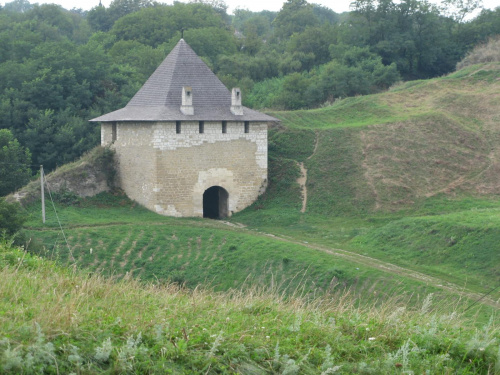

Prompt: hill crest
[{"left": 265, "top": 63, "right": 500, "bottom": 213}]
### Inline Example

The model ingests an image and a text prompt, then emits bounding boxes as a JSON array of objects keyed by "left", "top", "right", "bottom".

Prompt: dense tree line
[{"left": 0, "top": 0, "right": 498, "bottom": 195}]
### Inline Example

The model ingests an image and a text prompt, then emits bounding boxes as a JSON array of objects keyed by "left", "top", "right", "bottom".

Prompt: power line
[
  {"left": 42, "top": 167, "right": 74, "bottom": 263},
  {"left": 463, "top": 284, "right": 500, "bottom": 312}
]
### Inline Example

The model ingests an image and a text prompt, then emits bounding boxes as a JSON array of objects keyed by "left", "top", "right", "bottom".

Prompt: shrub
[{"left": 0, "top": 198, "right": 26, "bottom": 236}]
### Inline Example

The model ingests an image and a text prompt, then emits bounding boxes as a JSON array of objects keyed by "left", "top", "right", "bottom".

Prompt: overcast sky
[{"left": 1, "top": 0, "right": 497, "bottom": 17}]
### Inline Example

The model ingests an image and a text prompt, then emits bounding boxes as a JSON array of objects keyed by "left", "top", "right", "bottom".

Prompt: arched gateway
[{"left": 203, "top": 186, "right": 228, "bottom": 219}]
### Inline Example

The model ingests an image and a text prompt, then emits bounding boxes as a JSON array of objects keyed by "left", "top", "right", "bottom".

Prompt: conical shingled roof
[{"left": 90, "top": 39, "right": 277, "bottom": 122}]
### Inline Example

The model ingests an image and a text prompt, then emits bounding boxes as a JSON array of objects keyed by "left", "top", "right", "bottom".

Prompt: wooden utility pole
[{"left": 40, "top": 165, "right": 45, "bottom": 223}]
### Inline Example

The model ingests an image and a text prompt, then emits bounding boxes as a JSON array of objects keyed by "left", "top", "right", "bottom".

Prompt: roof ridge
[{"left": 162, "top": 39, "right": 182, "bottom": 106}]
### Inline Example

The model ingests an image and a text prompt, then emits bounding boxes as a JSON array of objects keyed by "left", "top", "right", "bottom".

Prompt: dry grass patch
[
  {"left": 359, "top": 114, "right": 491, "bottom": 210},
  {"left": 457, "top": 36, "right": 500, "bottom": 70}
]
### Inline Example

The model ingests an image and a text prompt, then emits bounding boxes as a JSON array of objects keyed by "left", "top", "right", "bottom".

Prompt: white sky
[{"left": 0, "top": 0, "right": 497, "bottom": 16}]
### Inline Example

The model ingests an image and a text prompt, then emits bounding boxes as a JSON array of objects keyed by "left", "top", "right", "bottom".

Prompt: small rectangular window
[
  {"left": 244, "top": 121, "right": 250, "bottom": 134},
  {"left": 176, "top": 121, "right": 181, "bottom": 134},
  {"left": 222, "top": 121, "right": 227, "bottom": 134},
  {"left": 199, "top": 121, "right": 204, "bottom": 134},
  {"left": 111, "top": 122, "right": 117, "bottom": 142}
]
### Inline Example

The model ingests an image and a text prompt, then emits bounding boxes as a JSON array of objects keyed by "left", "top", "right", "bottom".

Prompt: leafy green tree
[
  {"left": 3, "top": 0, "right": 32, "bottom": 13},
  {"left": 110, "top": 6, "right": 173, "bottom": 46},
  {"left": 87, "top": 5, "right": 114, "bottom": 32},
  {"left": 240, "top": 27, "right": 263, "bottom": 55},
  {"left": 0, "top": 198, "right": 26, "bottom": 236},
  {"left": 286, "top": 24, "right": 338, "bottom": 66},
  {"left": 29, "top": 4, "right": 76, "bottom": 39},
  {"left": 348, "top": 0, "right": 461, "bottom": 78},
  {"left": 273, "top": 0, "right": 319, "bottom": 39},
  {"left": 87, "top": 0, "right": 155, "bottom": 32},
  {"left": 0, "top": 129, "right": 32, "bottom": 196},
  {"left": 184, "top": 27, "right": 237, "bottom": 66},
  {"left": 194, "top": 0, "right": 231, "bottom": 24},
  {"left": 21, "top": 109, "right": 99, "bottom": 171},
  {"left": 312, "top": 4, "right": 339, "bottom": 24},
  {"left": 275, "top": 72, "right": 311, "bottom": 109},
  {"left": 278, "top": 51, "right": 316, "bottom": 74},
  {"left": 244, "top": 76, "right": 283, "bottom": 108},
  {"left": 108, "top": 40, "right": 164, "bottom": 81},
  {"left": 458, "top": 7, "right": 500, "bottom": 51},
  {"left": 108, "top": 0, "right": 154, "bottom": 22},
  {"left": 246, "top": 45, "right": 400, "bottom": 110},
  {"left": 233, "top": 9, "right": 275, "bottom": 37},
  {"left": 320, "top": 45, "right": 400, "bottom": 98},
  {"left": 216, "top": 52, "right": 280, "bottom": 81},
  {"left": 110, "top": 3, "right": 228, "bottom": 48}
]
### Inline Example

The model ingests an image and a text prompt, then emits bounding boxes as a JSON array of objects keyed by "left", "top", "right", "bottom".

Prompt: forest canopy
[{"left": 0, "top": 0, "right": 498, "bottom": 194}]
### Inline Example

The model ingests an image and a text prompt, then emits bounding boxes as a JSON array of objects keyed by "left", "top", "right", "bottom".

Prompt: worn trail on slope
[
  {"left": 297, "top": 131, "right": 320, "bottom": 213},
  {"left": 297, "top": 162, "right": 308, "bottom": 213}
]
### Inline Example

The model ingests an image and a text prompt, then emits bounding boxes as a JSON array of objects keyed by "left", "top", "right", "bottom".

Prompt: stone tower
[{"left": 91, "top": 39, "right": 277, "bottom": 218}]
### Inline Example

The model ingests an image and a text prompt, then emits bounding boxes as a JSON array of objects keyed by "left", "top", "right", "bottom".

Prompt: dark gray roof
[{"left": 90, "top": 39, "right": 278, "bottom": 123}]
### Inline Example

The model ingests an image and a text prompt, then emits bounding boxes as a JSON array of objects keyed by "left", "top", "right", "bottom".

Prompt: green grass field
[
  {"left": 23, "top": 194, "right": 443, "bottom": 306},
  {"left": 2, "top": 240, "right": 498, "bottom": 374},
  {"left": 232, "top": 63, "right": 500, "bottom": 304},
  {"left": 351, "top": 208, "right": 500, "bottom": 291},
  {"left": 3, "top": 63, "right": 500, "bottom": 374},
  {"left": 16, "top": 63, "right": 500, "bottom": 323},
  {"left": 4, "top": 50, "right": 500, "bottom": 375}
]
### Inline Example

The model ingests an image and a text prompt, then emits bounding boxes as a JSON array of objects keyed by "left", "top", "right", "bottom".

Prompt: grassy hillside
[
  {"left": 1, "top": 240, "right": 499, "bottom": 374},
  {"left": 264, "top": 63, "right": 500, "bottom": 213},
  {"left": 234, "top": 63, "right": 500, "bottom": 302},
  {"left": 351, "top": 209, "right": 500, "bottom": 292},
  {"left": 16, "top": 63, "right": 500, "bottom": 314},
  {"left": 4, "top": 34, "right": 500, "bottom": 375},
  {"left": 23, "top": 193, "right": 441, "bottom": 304},
  {"left": 239, "top": 65, "right": 500, "bottom": 223},
  {"left": 269, "top": 63, "right": 499, "bottom": 130}
]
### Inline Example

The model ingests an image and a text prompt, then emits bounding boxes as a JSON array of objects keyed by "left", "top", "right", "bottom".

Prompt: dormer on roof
[
  {"left": 181, "top": 86, "right": 194, "bottom": 115},
  {"left": 231, "top": 88, "right": 243, "bottom": 116}
]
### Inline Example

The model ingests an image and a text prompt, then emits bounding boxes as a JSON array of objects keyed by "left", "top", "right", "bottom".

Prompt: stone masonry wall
[
  {"left": 103, "top": 122, "right": 157, "bottom": 208},
  {"left": 101, "top": 123, "right": 113, "bottom": 146},
  {"left": 102, "top": 121, "right": 267, "bottom": 217}
]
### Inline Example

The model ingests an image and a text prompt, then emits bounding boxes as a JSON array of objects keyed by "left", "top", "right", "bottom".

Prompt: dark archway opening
[{"left": 203, "top": 186, "right": 228, "bottom": 219}]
